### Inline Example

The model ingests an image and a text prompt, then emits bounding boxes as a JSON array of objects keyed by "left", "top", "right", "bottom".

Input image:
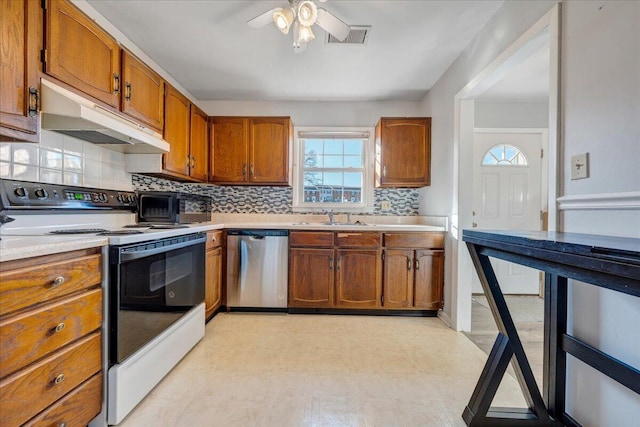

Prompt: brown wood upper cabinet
[
  {"left": 375, "top": 117, "right": 432, "bottom": 187},
  {"left": 0, "top": 0, "right": 43, "bottom": 143},
  {"left": 121, "top": 50, "right": 164, "bottom": 132},
  {"left": 162, "top": 86, "right": 209, "bottom": 182},
  {"left": 44, "top": 1, "right": 166, "bottom": 136},
  {"left": 210, "top": 117, "right": 292, "bottom": 185},
  {"left": 45, "top": 0, "right": 121, "bottom": 108}
]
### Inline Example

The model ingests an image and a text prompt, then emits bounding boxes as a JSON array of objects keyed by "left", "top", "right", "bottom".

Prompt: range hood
[{"left": 40, "top": 79, "right": 169, "bottom": 154}]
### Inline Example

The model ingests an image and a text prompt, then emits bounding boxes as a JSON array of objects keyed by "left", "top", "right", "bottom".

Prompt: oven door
[{"left": 109, "top": 233, "right": 205, "bottom": 365}]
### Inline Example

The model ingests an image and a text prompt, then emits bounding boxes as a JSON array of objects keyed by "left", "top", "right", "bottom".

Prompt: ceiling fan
[{"left": 247, "top": 0, "right": 350, "bottom": 53}]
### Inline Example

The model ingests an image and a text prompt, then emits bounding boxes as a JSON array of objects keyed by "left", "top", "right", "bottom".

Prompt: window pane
[
  {"left": 344, "top": 140, "right": 362, "bottom": 155},
  {"left": 343, "top": 155, "right": 361, "bottom": 168},
  {"left": 304, "top": 149, "right": 322, "bottom": 168},
  {"left": 305, "top": 140, "right": 323, "bottom": 156},
  {"left": 323, "top": 155, "right": 343, "bottom": 168},
  {"left": 324, "top": 140, "right": 343, "bottom": 155}
]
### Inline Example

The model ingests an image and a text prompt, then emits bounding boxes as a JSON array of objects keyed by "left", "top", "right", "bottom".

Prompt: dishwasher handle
[{"left": 226, "top": 229, "right": 289, "bottom": 238}]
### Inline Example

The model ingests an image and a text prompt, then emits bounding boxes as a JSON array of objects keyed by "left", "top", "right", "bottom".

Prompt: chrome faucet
[{"left": 325, "top": 210, "right": 336, "bottom": 224}]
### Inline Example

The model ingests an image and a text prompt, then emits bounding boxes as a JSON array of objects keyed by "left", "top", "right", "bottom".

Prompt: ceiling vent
[{"left": 327, "top": 26, "right": 371, "bottom": 45}]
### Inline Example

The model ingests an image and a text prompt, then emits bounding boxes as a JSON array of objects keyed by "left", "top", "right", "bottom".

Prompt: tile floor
[{"left": 119, "top": 313, "right": 528, "bottom": 427}]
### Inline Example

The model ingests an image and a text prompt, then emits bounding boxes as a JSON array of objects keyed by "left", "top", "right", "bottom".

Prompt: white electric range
[{"left": 0, "top": 179, "right": 208, "bottom": 426}]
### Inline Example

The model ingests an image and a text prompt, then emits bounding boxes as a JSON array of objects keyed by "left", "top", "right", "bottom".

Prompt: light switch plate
[
  {"left": 381, "top": 200, "right": 391, "bottom": 210},
  {"left": 571, "top": 153, "right": 589, "bottom": 180}
]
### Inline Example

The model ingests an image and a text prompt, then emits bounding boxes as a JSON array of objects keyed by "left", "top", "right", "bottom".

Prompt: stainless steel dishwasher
[{"left": 226, "top": 230, "right": 289, "bottom": 309}]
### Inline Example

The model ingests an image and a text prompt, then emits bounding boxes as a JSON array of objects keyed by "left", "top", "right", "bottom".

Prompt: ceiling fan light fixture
[
  {"left": 297, "top": 1, "right": 318, "bottom": 27},
  {"left": 273, "top": 6, "right": 295, "bottom": 34},
  {"left": 297, "top": 23, "right": 315, "bottom": 44}
]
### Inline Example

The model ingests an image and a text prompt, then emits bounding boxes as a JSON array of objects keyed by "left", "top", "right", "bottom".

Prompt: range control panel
[{"left": 0, "top": 179, "right": 137, "bottom": 211}]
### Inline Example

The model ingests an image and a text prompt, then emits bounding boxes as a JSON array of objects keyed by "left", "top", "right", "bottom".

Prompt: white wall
[
  {"left": 558, "top": 1, "right": 640, "bottom": 425},
  {"left": 416, "top": 0, "right": 557, "bottom": 324},
  {"left": 199, "top": 100, "right": 422, "bottom": 127},
  {"left": 423, "top": 0, "right": 640, "bottom": 424},
  {"left": 474, "top": 101, "right": 549, "bottom": 128}
]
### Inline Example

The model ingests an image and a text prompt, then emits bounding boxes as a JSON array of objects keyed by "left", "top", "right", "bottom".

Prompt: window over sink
[{"left": 293, "top": 128, "right": 374, "bottom": 212}]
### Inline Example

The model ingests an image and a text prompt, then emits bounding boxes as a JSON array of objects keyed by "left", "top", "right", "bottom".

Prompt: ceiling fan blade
[
  {"left": 294, "top": 42, "right": 307, "bottom": 54},
  {"left": 316, "top": 7, "right": 350, "bottom": 41},
  {"left": 247, "top": 7, "right": 279, "bottom": 28}
]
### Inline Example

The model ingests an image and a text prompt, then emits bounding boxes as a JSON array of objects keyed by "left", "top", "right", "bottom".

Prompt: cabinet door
[
  {"left": 205, "top": 246, "right": 222, "bottom": 319},
  {"left": 189, "top": 105, "right": 209, "bottom": 181},
  {"left": 162, "top": 86, "right": 191, "bottom": 177},
  {"left": 46, "top": 0, "right": 120, "bottom": 108},
  {"left": 414, "top": 249, "right": 444, "bottom": 309},
  {"left": 376, "top": 118, "right": 431, "bottom": 187},
  {"left": 210, "top": 117, "right": 248, "bottom": 183},
  {"left": 249, "top": 117, "right": 290, "bottom": 185},
  {"left": 0, "top": 0, "right": 41, "bottom": 142},
  {"left": 289, "top": 248, "right": 334, "bottom": 308},
  {"left": 121, "top": 51, "right": 164, "bottom": 132},
  {"left": 382, "top": 249, "right": 413, "bottom": 309},
  {"left": 335, "top": 249, "right": 381, "bottom": 309}
]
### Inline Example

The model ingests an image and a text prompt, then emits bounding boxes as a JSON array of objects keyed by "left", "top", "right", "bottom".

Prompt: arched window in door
[{"left": 481, "top": 144, "right": 528, "bottom": 166}]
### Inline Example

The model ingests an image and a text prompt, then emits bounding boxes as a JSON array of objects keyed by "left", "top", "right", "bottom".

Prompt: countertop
[
  {"left": 1, "top": 215, "right": 447, "bottom": 262},
  {"left": 0, "top": 235, "right": 109, "bottom": 262}
]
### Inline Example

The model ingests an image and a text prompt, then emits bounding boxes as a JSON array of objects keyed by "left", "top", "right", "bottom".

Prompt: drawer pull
[
  {"left": 54, "top": 322, "right": 66, "bottom": 333},
  {"left": 53, "top": 373, "right": 65, "bottom": 385},
  {"left": 52, "top": 276, "right": 65, "bottom": 287}
]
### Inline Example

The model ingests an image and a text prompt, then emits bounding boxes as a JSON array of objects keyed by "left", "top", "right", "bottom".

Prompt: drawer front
[
  {"left": 0, "top": 332, "right": 101, "bottom": 427},
  {"left": 290, "top": 232, "right": 334, "bottom": 247},
  {"left": 24, "top": 373, "right": 102, "bottom": 427},
  {"left": 0, "top": 254, "right": 102, "bottom": 317},
  {"left": 206, "top": 230, "right": 224, "bottom": 250},
  {"left": 0, "top": 289, "right": 102, "bottom": 378},
  {"left": 384, "top": 232, "right": 444, "bottom": 249},
  {"left": 335, "top": 232, "right": 381, "bottom": 248}
]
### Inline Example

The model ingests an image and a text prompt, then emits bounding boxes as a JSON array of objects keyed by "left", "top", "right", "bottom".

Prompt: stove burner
[
  {"left": 149, "top": 224, "right": 189, "bottom": 229},
  {"left": 50, "top": 228, "right": 108, "bottom": 235},
  {"left": 97, "top": 230, "right": 144, "bottom": 236}
]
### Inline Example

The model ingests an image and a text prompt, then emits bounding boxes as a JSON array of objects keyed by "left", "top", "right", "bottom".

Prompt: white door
[{"left": 472, "top": 131, "right": 542, "bottom": 294}]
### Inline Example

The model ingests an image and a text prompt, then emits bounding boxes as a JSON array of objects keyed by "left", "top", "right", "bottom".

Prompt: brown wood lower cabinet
[
  {"left": 0, "top": 248, "right": 103, "bottom": 427},
  {"left": 289, "top": 248, "right": 334, "bottom": 307},
  {"left": 205, "top": 230, "right": 223, "bottom": 319},
  {"left": 383, "top": 233, "right": 445, "bottom": 310},
  {"left": 289, "top": 231, "right": 444, "bottom": 312},
  {"left": 335, "top": 249, "right": 381, "bottom": 308}
]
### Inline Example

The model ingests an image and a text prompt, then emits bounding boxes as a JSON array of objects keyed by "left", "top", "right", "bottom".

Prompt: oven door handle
[{"left": 119, "top": 236, "right": 206, "bottom": 262}]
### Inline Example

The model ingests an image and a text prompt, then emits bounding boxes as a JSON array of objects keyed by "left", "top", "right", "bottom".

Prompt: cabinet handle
[
  {"left": 336, "top": 256, "right": 341, "bottom": 271},
  {"left": 472, "top": 222, "right": 478, "bottom": 228},
  {"left": 51, "top": 276, "right": 65, "bottom": 287},
  {"left": 54, "top": 322, "right": 65, "bottom": 333},
  {"left": 113, "top": 74, "right": 120, "bottom": 94},
  {"left": 249, "top": 163, "right": 254, "bottom": 177},
  {"left": 242, "top": 163, "right": 247, "bottom": 177},
  {"left": 28, "top": 87, "right": 39, "bottom": 116},
  {"left": 415, "top": 259, "right": 420, "bottom": 270},
  {"left": 407, "top": 259, "right": 412, "bottom": 270},
  {"left": 125, "top": 82, "right": 132, "bottom": 101},
  {"left": 383, "top": 165, "right": 387, "bottom": 177},
  {"left": 58, "top": 422, "right": 67, "bottom": 427},
  {"left": 329, "top": 256, "right": 333, "bottom": 271},
  {"left": 191, "top": 156, "right": 196, "bottom": 169},
  {"left": 53, "top": 373, "right": 65, "bottom": 385}
]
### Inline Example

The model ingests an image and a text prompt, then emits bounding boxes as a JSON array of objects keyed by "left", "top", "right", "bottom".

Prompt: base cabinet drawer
[
  {"left": 0, "top": 289, "right": 102, "bottom": 378},
  {"left": 0, "top": 332, "right": 101, "bottom": 427},
  {"left": 24, "top": 373, "right": 102, "bottom": 427},
  {"left": 0, "top": 252, "right": 102, "bottom": 317}
]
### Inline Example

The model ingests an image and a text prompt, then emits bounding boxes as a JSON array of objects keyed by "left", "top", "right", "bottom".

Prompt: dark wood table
[{"left": 461, "top": 230, "right": 640, "bottom": 427}]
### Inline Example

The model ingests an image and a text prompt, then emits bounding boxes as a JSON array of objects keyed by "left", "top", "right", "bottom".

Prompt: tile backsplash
[
  {"left": 133, "top": 175, "right": 420, "bottom": 216},
  {"left": 0, "top": 130, "right": 133, "bottom": 191}
]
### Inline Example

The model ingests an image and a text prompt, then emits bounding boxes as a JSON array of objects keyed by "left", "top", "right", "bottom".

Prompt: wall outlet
[
  {"left": 570, "top": 153, "right": 589, "bottom": 180},
  {"left": 381, "top": 200, "right": 391, "bottom": 210}
]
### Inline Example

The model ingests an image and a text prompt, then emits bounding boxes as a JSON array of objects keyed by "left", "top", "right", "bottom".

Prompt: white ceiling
[{"left": 86, "top": 0, "right": 503, "bottom": 102}]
